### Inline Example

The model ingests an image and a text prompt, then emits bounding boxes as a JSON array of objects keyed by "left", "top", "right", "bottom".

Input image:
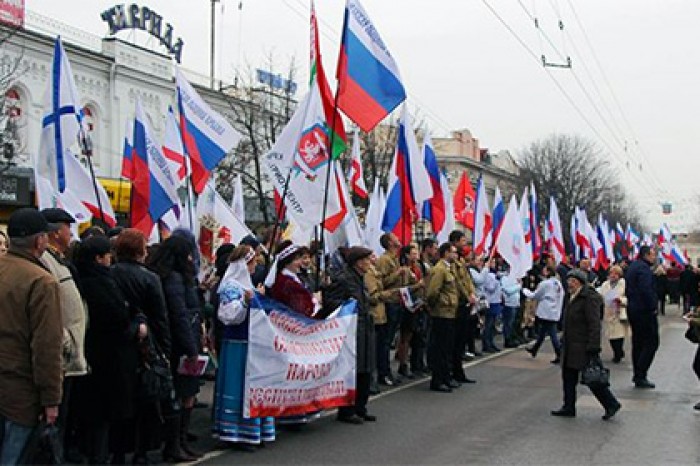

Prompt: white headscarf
[
  {"left": 264, "top": 243, "right": 300, "bottom": 288},
  {"left": 218, "top": 248, "right": 256, "bottom": 294}
]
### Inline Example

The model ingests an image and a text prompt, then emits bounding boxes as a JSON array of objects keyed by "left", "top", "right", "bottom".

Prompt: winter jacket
[
  {"left": 625, "top": 258, "right": 657, "bottom": 317},
  {"left": 562, "top": 285, "right": 603, "bottom": 370},
  {"left": 0, "top": 247, "right": 63, "bottom": 427},
  {"left": 112, "top": 260, "right": 172, "bottom": 357},
  {"left": 426, "top": 261, "right": 459, "bottom": 319},
  {"left": 41, "top": 249, "right": 88, "bottom": 376}
]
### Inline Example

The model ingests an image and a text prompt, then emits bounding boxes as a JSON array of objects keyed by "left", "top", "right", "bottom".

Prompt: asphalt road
[{"left": 192, "top": 304, "right": 700, "bottom": 465}]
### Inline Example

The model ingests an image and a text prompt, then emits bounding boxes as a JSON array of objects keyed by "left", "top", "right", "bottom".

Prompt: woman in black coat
[
  {"left": 148, "top": 235, "right": 203, "bottom": 462},
  {"left": 111, "top": 228, "right": 171, "bottom": 464},
  {"left": 552, "top": 270, "right": 621, "bottom": 420},
  {"left": 75, "top": 235, "right": 143, "bottom": 464},
  {"left": 323, "top": 246, "right": 376, "bottom": 424}
]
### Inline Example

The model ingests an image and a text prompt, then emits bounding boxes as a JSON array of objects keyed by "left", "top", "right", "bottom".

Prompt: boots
[
  {"left": 180, "top": 408, "right": 203, "bottom": 459},
  {"left": 162, "top": 412, "right": 197, "bottom": 463}
]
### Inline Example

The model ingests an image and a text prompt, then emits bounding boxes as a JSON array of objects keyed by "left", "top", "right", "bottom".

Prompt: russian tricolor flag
[
  {"left": 336, "top": 0, "right": 406, "bottom": 132},
  {"left": 421, "top": 132, "right": 445, "bottom": 235},
  {"left": 176, "top": 67, "right": 241, "bottom": 194},
  {"left": 121, "top": 118, "right": 134, "bottom": 180},
  {"left": 131, "top": 98, "right": 180, "bottom": 236},
  {"left": 492, "top": 185, "right": 505, "bottom": 244},
  {"left": 382, "top": 108, "right": 432, "bottom": 245}
]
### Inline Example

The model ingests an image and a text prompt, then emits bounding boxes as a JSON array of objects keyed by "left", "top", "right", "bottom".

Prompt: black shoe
[
  {"left": 361, "top": 413, "right": 377, "bottom": 422},
  {"left": 448, "top": 379, "right": 461, "bottom": 389},
  {"left": 491, "top": 346, "right": 502, "bottom": 352},
  {"left": 337, "top": 414, "right": 364, "bottom": 424},
  {"left": 430, "top": 384, "right": 452, "bottom": 393},
  {"left": 505, "top": 342, "right": 519, "bottom": 348},
  {"left": 550, "top": 357, "right": 560, "bottom": 364},
  {"left": 634, "top": 379, "right": 656, "bottom": 389},
  {"left": 550, "top": 408, "right": 576, "bottom": 417},
  {"left": 483, "top": 348, "right": 496, "bottom": 354},
  {"left": 369, "top": 385, "right": 381, "bottom": 395},
  {"left": 526, "top": 347, "right": 537, "bottom": 358},
  {"left": 694, "top": 401, "right": 700, "bottom": 410},
  {"left": 454, "top": 375, "right": 476, "bottom": 384},
  {"left": 602, "top": 402, "right": 621, "bottom": 420},
  {"left": 473, "top": 351, "right": 483, "bottom": 357},
  {"left": 612, "top": 357, "right": 621, "bottom": 364}
]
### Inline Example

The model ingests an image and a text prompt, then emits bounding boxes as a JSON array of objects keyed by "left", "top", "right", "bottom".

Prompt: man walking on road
[
  {"left": 0, "top": 208, "right": 63, "bottom": 465},
  {"left": 625, "top": 246, "right": 659, "bottom": 389}
]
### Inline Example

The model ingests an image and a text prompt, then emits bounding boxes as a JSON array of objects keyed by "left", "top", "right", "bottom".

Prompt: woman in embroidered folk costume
[
  {"left": 213, "top": 245, "right": 275, "bottom": 450},
  {"left": 267, "top": 240, "right": 321, "bottom": 318}
]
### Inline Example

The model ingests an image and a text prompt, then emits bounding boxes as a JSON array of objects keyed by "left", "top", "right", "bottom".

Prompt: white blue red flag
[
  {"left": 38, "top": 37, "right": 82, "bottom": 194},
  {"left": 473, "top": 175, "right": 492, "bottom": 255},
  {"left": 336, "top": 0, "right": 406, "bottom": 132},
  {"left": 121, "top": 118, "right": 134, "bottom": 180},
  {"left": 176, "top": 67, "right": 241, "bottom": 194},
  {"left": 421, "top": 132, "right": 446, "bottom": 235},
  {"left": 492, "top": 185, "right": 505, "bottom": 244},
  {"left": 381, "top": 108, "right": 433, "bottom": 245},
  {"left": 131, "top": 99, "right": 180, "bottom": 236}
]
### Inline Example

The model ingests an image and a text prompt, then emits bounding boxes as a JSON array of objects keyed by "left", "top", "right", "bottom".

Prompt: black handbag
[
  {"left": 581, "top": 355, "right": 610, "bottom": 388},
  {"left": 136, "top": 336, "right": 176, "bottom": 407},
  {"left": 685, "top": 326, "right": 700, "bottom": 344},
  {"left": 19, "top": 421, "right": 63, "bottom": 465}
]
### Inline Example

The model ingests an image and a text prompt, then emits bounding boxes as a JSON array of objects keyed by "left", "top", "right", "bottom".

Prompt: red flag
[
  {"left": 453, "top": 171, "right": 475, "bottom": 230},
  {"left": 273, "top": 189, "right": 286, "bottom": 223}
]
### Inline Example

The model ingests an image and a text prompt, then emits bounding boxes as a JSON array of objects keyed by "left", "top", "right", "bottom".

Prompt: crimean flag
[{"left": 336, "top": 0, "right": 406, "bottom": 132}]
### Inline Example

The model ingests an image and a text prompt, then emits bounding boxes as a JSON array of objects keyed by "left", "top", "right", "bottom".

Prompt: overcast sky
[{"left": 25, "top": 0, "right": 700, "bottom": 232}]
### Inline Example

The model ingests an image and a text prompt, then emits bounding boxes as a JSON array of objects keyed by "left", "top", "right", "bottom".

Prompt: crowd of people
[{"left": 1, "top": 207, "right": 699, "bottom": 465}]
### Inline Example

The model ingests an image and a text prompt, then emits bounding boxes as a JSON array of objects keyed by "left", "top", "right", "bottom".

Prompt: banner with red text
[{"left": 244, "top": 296, "right": 357, "bottom": 419}]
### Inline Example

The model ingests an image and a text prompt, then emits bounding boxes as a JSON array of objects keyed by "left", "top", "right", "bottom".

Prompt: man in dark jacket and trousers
[
  {"left": 323, "top": 247, "right": 377, "bottom": 424},
  {"left": 625, "top": 246, "right": 659, "bottom": 389},
  {"left": 551, "top": 269, "right": 621, "bottom": 420}
]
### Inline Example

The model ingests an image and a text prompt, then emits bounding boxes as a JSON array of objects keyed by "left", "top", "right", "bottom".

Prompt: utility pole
[{"left": 210, "top": 0, "right": 220, "bottom": 89}]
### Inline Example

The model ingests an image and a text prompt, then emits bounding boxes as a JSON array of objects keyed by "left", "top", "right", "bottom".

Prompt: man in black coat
[
  {"left": 680, "top": 265, "right": 695, "bottom": 314},
  {"left": 625, "top": 246, "right": 659, "bottom": 389},
  {"left": 551, "top": 269, "right": 620, "bottom": 420},
  {"left": 323, "top": 247, "right": 376, "bottom": 424}
]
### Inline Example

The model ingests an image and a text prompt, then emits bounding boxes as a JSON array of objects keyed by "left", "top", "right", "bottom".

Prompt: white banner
[{"left": 244, "top": 297, "right": 357, "bottom": 419}]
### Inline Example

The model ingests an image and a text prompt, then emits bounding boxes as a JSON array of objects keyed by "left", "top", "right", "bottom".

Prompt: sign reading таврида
[{"left": 101, "top": 4, "right": 183, "bottom": 63}]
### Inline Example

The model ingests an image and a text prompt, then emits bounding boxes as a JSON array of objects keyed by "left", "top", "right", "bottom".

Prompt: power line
[
  {"left": 479, "top": 0, "right": 660, "bottom": 202},
  {"left": 564, "top": 0, "right": 668, "bottom": 195}
]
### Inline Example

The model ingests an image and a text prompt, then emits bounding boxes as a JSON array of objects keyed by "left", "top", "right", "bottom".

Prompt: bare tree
[
  {"left": 215, "top": 55, "right": 298, "bottom": 226},
  {"left": 517, "top": 133, "right": 643, "bottom": 249},
  {"left": 0, "top": 24, "right": 29, "bottom": 171}
]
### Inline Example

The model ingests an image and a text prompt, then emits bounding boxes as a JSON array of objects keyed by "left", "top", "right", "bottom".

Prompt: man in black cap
[
  {"left": 0, "top": 208, "right": 63, "bottom": 465},
  {"left": 39, "top": 208, "right": 88, "bottom": 458}
]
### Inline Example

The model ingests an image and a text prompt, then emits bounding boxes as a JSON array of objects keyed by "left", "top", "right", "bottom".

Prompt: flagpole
[
  {"left": 80, "top": 130, "right": 107, "bottom": 226},
  {"left": 317, "top": 89, "right": 342, "bottom": 284}
]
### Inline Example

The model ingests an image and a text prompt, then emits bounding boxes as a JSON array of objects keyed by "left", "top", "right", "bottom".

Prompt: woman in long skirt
[{"left": 214, "top": 245, "right": 275, "bottom": 449}]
